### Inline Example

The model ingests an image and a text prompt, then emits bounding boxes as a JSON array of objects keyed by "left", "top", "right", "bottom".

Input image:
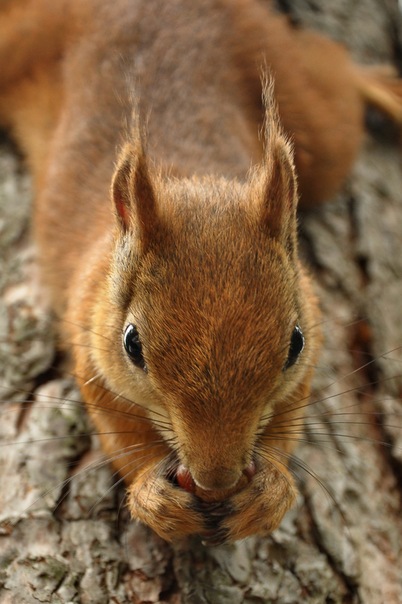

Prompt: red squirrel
[{"left": 1, "top": 0, "right": 401, "bottom": 544}]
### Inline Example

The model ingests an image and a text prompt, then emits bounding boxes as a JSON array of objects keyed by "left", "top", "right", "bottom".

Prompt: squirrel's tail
[{"left": 355, "top": 64, "right": 402, "bottom": 124}]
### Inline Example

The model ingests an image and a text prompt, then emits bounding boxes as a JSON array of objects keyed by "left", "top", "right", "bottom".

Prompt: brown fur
[{"left": 1, "top": 0, "right": 402, "bottom": 543}]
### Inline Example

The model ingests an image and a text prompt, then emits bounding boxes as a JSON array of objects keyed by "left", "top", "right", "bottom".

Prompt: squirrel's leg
[
  {"left": 0, "top": 0, "right": 66, "bottom": 88},
  {"left": 0, "top": 1, "right": 65, "bottom": 179},
  {"left": 264, "top": 17, "right": 402, "bottom": 205}
]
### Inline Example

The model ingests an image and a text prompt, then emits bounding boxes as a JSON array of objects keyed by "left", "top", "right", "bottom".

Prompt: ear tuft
[{"left": 257, "top": 75, "right": 299, "bottom": 254}]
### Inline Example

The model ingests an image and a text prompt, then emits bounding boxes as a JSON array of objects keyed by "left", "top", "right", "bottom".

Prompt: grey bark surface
[{"left": 1, "top": 1, "right": 402, "bottom": 602}]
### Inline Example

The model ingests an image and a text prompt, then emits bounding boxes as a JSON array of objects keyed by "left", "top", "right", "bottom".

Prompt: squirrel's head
[{"left": 86, "top": 87, "right": 319, "bottom": 495}]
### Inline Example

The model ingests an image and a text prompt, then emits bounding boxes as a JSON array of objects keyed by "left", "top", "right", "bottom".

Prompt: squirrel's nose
[
  {"left": 194, "top": 466, "right": 241, "bottom": 490},
  {"left": 177, "top": 461, "right": 256, "bottom": 492}
]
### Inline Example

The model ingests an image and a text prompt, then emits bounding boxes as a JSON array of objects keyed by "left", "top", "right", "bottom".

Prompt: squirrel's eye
[
  {"left": 284, "top": 325, "right": 305, "bottom": 370},
  {"left": 123, "top": 324, "right": 147, "bottom": 372}
]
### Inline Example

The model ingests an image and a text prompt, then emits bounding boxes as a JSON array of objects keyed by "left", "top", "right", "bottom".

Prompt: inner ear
[
  {"left": 263, "top": 138, "right": 298, "bottom": 248},
  {"left": 112, "top": 140, "right": 159, "bottom": 247},
  {"left": 112, "top": 151, "right": 133, "bottom": 231}
]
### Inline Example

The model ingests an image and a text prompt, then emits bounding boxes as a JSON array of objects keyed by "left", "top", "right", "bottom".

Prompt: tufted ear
[
  {"left": 112, "top": 135, "right": 159, "bottom": 248},
  {"left": 255, "top": 78, "right": 299, "bottom": 255}
]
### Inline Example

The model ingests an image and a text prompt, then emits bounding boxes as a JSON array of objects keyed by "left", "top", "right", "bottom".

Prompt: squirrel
[{"left": 1, "top": 0, "right": 402, "bottom": 544}]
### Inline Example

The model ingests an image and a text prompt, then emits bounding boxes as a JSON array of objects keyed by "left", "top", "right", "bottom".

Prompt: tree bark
[{"left": 1, "top": 1, "right": 402, "bottom": 602}]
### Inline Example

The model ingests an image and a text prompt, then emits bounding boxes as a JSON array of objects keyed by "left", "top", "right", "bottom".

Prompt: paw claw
[{"left": 201, "top": 526, "right": 230, "bottom": 547}]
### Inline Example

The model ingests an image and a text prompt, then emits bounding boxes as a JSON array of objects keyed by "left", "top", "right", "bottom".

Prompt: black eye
[
  {"left": 284, "top": 325, "right": 305, "bottom": 370},
  {"left": 123, "top": 324, "right": 147, "bottom": 372}
]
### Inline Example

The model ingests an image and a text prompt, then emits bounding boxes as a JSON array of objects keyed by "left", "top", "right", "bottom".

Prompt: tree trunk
[{"left": 1, "top": 1, "right": 402, "bottom": 602}]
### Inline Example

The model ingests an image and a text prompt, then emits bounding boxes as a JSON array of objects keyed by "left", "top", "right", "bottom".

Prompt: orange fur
[{"left": 1, "top": 0, "right": 402, "bottom": 543}]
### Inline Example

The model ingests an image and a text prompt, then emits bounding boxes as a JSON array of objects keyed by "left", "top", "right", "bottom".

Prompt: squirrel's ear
[
  {"left": 256, "top": 78, "right": 298, "bottom": 254},
  {"left": 112, "top": 139, "right": 159, "bottom": 246}
]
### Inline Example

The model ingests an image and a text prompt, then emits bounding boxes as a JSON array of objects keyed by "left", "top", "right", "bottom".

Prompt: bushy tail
[{"left": 356, "top": 64, "right": 402, "bottom": 124}]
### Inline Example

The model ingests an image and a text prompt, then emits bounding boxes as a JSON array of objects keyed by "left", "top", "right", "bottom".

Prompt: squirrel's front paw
[
  {"left": 127, "top": 463, "right": 296, "bottom": 544},
  {"left": 127, "top": 471, "right": 207, "bottom": 541},
  {"left": 216, "top": 465, "right": 297, "bottom": 544},
  {"left": 199, "top": 467, "right": 297, "bottom": 545}
]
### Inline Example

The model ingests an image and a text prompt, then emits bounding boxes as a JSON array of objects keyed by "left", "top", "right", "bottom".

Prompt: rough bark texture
[{"left": 1, "top": 1, "right": 402, "bottom": 602}]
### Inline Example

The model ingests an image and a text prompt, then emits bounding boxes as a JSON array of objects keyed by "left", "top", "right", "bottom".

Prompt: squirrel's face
[
  {"left": 118, "top": 196, "right": 313, "bottom": 492},
  {"left": 85, "top": 122, "right": 319, "bottom": 495}
]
